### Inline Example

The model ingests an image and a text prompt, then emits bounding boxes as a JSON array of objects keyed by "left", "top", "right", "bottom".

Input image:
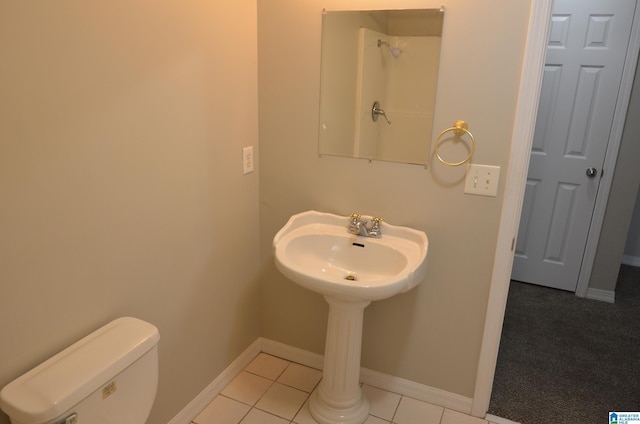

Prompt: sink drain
[{"left": 344, "top": 274, "right": 357, "bottom": 281}]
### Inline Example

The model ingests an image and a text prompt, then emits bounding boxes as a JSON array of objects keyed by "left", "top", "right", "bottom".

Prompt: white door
[{"left": 512, "top": 0, "right": 636, "bottom": 291}]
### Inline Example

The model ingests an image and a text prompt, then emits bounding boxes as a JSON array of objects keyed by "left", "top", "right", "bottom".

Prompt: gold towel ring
[{"left": 435, "top": 120, "right": 476, "bottom": 166}]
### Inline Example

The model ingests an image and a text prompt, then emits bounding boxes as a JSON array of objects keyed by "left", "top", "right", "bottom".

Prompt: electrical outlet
[
  {"left": 464, "top": 164, "right": 500, "bottom": 197},
  {"left": 242, "top": 146, "right": 254, "bottom": 174}
]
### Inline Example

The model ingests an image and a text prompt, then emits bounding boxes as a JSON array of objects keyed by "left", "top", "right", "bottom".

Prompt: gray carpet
[{"left": 488, "top": 264, "right": 640, "bottom": 423}]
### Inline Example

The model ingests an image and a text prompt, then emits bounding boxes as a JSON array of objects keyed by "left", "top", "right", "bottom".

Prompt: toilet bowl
[{"left": 0, "top": 317, "right": 160, "bottom": 424}]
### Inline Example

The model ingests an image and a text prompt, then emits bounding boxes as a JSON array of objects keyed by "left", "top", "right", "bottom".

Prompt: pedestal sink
[{"left": 273, "top": 211, "right": 428, "bottom": 424}]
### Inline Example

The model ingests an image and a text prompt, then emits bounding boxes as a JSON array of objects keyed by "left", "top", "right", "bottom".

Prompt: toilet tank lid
[{"left": 0, "top": 317, "right": 160, "bottom": 424}]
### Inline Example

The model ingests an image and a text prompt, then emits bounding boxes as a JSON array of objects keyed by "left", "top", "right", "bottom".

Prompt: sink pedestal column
[{"left": 309, "top": 296, "right": 371, "bottom": 424}]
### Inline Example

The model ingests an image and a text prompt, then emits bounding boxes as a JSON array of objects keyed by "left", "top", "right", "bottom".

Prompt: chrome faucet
[{"left": 348, "top": 213, "right": 383, "bottom": 238}]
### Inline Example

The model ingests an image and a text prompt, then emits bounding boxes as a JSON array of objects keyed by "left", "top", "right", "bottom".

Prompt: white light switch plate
[{"left": 464, "top": 164, "right": 500, "bottom": 197}]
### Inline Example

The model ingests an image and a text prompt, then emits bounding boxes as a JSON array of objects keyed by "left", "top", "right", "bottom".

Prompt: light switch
[{"left": 464, "top": 164, "right": 500, "bottom": 197}]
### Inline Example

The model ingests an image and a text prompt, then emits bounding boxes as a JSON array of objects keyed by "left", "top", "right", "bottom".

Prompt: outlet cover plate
[{"left": 242, "top": 146, "right": 254, "bottom": 174}]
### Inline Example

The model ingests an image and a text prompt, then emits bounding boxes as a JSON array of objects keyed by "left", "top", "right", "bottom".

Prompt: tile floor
[{"left": 192, "top": 353, "right": 504, "bottom": 424}]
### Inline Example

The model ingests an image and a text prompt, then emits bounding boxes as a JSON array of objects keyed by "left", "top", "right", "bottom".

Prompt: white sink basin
[
  {"left": 273, "top": 210, "right": 428, "bottom": 301},
  {"left": 273, "top": 211, "right": 429, "bottom": 423}
]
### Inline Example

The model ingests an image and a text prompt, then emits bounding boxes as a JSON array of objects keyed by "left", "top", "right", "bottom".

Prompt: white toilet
[{"left": 0, "top": 317, "right": 160, "bottom": 424}]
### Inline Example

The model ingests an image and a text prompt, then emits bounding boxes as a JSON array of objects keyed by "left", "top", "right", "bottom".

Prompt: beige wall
[
  {"left": 259, "top": 0, "right": 531, "bottom": 398},
  {"left": 0, "top": 0, "right": 546, "bottom": 421},
  {"left": 0, "top": 2, "right": 260, "bottom": 424}
]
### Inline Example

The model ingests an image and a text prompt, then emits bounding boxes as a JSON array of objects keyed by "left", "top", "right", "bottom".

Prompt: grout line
[
  {"left": 235, "top": 395, "right": 252, "bottom": 424},
  {"left": 389, "top": 394, "right": 402, "bottom": 423},
  {"left": 291, "top": 391, "right": 311, "bottom": 424}
]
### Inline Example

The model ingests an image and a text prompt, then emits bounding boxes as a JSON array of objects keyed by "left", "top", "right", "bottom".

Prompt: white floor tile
[
  {"left": 441, "top": 409, "right": 488, "bottom": 424},
  {"left": 240, "top": 408, "right": 289, "bottom": 424},
  {"left": 292, "top": 396, "right": 391, "bottom": 424},
  {"left": 193, "top": 395, "right": 250, "bottom": 424},
  {"left": 364, "top": 415, "right": 390, "bottom": 424},
  {"left": 277, "top": 362, "right": 322, "bottom": 392},
  {"left": 221, "top": 371, "right": 273, "bottom": 405},
  {"left": 361, "top": 385, "right": 401, "bottom": 421},
  {"left": 292, "top": 399, "right": 317, "bottom": 424},
  {"left": 393, "top": 397, "right": 444, "bottom": 424},
  {"left": 255, "top": 382, "right": 309, "bottom": 420},
  {"left": 194, "top": 352, "right": 515, "bottom": 424},
  {"left": 245, "top": 353, "right": 290, "bottom": 380}
]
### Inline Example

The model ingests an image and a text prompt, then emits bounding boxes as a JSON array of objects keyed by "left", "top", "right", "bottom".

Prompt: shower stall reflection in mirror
[{"left": 354, "top": 28, "right": 441, "bottom": 164}]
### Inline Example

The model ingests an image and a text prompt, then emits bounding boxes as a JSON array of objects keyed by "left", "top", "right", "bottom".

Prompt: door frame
[{"left": 471, "top": 0, "right": 640, "bottom": 417}]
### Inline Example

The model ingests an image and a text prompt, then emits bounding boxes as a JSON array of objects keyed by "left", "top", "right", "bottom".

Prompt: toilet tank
[{"left": 0, "top": 317, "right": 160, "bottom": 424}]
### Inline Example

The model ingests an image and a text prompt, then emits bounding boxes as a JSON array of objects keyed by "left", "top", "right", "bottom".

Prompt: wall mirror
[{"left": 318, "top": 8, "right": 444, "bottom": 165}]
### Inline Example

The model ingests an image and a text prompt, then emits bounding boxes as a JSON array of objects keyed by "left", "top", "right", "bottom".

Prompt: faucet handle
[
  {"left": 369, "top": 217, "right": 383, "bottom": 237},
  {"left": 348, "top": 213, "right": 362, "bottom": 235}
]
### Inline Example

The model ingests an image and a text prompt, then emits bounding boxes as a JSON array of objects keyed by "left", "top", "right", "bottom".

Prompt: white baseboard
[
  {"left": 168, "top": 337, "right": 474, "bottom": 423},
  {"left": 584, "top": 256, "right": 640, "bottom": 303},
  {"left": 622, "top": 254, "right": 640, "bottom": 267},
  {"left": 166, "top": 339, "right": 262, "bottom": 424},
  {"left": 585, "top": 287, "right": 615, "bottom": 303},
  {"left": 360, "top": 367, "right": 472, "bottom": 414},
  {"left": 259, "top": 337, "right": 325, "bottom": 370},
  {"left": 485, "top": 414, "right": 521, "bottom": 424}
]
